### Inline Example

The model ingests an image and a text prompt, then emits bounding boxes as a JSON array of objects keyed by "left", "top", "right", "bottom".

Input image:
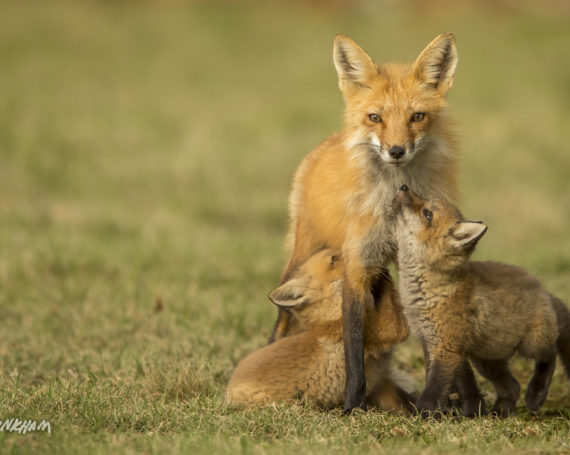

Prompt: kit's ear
[
  {"left": 412, "top": 32, "right": 458, "bottom": 94},
  {"left": 450, "top": 221, "right": 487, "bottom": 250},
  {"left": 268, "top": 278, "right": 308, "bottom": 308},
  {"left": 333, "top": 34, "right": 378, "bottom": 94}
]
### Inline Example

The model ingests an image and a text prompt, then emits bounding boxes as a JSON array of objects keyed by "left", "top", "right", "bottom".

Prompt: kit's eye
[
  {"left": 412, "top": 112, "right": 425, "bottom": 122},
  {"left": 368, "top": 113, "right": 382, "bottom": 123},
  {"left": 331, "top": 255, "right": 339, "bottom": 265},
  {"left": 423, "top": 208, "right": 433, "bottom": 222}
]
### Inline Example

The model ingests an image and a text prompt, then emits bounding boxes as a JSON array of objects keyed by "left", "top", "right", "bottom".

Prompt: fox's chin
[
  {"left": 379, "top": 153, "right": 414, "bottom": 168},
  {"left": 383, "top": 158, "right": 412, "bottom": 168}
]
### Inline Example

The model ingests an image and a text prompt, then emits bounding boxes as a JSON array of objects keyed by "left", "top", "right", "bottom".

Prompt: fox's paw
[
  {"left": 414, "top": 408, "right": 446, "bottom": 420},
  {"left": 461, "top": 398, "right": 487, "bottom": 418},
  {"left": 525, "top": 385, "right": 548, "bottom": 413},
  {"left": 343, "top": 386, "right": 368, "bottom": 415},
  {"left": 343, "top": 400, "right": 368, "bottom": 415},
  {"left": 414, "top": 398, "right": 449, "bottom": 420},
  {"left": 524, "top": 359, "right": 555, "bottom": 413},
  {"left": 489, "top": 399, "right": 516, "bottom": 418},
  {"left": 343, "top": 404, "right": 368, "bottom": 416},
  {"left": 343, "top": 392, "right": 368, "bottom": 415}
]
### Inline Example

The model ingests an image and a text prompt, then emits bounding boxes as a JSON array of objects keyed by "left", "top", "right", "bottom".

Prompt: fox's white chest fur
[{"left": 344, "top": 136, "right": 456, "bottom": 268}]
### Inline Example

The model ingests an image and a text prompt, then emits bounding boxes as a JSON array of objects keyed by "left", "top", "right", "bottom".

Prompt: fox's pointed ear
[
  {"left": 268, "top": 279, "right": 308, "bottom": 308},
  {"left": 412, "top": 33, "right": 458, "bottom": 94},
  {"left": 451, "top": 221, "right": 487, "bottom": 250},
  {"left": 333, "top": 34, "right": 378, "bottom": 94}
]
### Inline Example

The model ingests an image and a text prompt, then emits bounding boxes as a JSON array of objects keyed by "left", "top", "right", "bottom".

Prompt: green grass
[{"left": 0, "top": 1, "right": 569, "bottom": 453}]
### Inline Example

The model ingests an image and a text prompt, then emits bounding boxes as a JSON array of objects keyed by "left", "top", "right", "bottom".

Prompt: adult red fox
[
  {"left": 227, "top": 249, "right": 412, "bottom": 411},
  {"left": 270, "top": 33, "right": 459, "bottom": 412},
  {"left": 392, "top": 185, "right": 570, "bottom": 417}
]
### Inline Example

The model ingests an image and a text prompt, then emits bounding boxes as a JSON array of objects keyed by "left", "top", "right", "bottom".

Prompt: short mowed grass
[{"left": 0, "top": 1, "right": 569, "bottom": 454}]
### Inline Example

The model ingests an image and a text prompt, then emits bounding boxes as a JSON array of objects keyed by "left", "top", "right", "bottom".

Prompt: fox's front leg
[
  {"left": 415, "top": 344, "right": 463, "bottom": 418},
  {"left": 455, "top": 359, "right": 487, "bottom": 417},
  {"left": 342, "top": 248, "right": 375, "bottom": 414}
]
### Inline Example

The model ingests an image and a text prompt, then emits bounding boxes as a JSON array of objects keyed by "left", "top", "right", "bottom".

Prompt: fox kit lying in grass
[
  {"left": 227, "top": 250, "right": 413, "bottom": 411},
  {"left": 270, "top": 32, "right": 460, "bottom": 413},
  {"left": 392, "top": 185, "right": 570, "bottom": 417}
]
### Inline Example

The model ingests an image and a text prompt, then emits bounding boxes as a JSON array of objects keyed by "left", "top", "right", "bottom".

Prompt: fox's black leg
[
  {"left": 415, "top": 349, "right": 462, "bottom": 418},
  {"left": 455, "top": 360, "right": 486, "bottom": 417},
  {"left": 342, "top": 284, "right": 367, "bottom": 414},
  {"left": 415, "top": 361, "right": 447, "bottom": 418},
  {"left": 471, "top": 357, "right": 520, "bottom": 417},
  {"left": 525, "top": 357, "right": 556, "bottom": 412}
]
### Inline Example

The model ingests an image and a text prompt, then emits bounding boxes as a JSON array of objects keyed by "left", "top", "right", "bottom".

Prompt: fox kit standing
[
  {"left": 392, "top": 186, "right": 570, "bottom": 416},
  {"left": 227, "top": 250, "right": 412, "bottom": 411},
  {"left": 270, "top": 33, "right": 459, "bottom": 412}
]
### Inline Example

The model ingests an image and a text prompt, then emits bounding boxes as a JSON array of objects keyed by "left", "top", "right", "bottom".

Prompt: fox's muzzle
[
  {"left": 392, "top": 185, "right": 427, "bottom": 217},
  {"left": 392, "top": 185, "right": 413, "bottom": 212}
]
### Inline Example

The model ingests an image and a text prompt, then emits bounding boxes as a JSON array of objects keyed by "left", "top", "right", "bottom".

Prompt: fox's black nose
[
  {"left": 389, "top": 145, "right": 405, "bottom": 159},
  {"left": 400, "top": 184, "right": 409, "bottom": 192}
]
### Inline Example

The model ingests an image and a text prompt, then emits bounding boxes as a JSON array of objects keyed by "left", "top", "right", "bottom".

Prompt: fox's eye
[
  {"left": 368, "top": 113, "right": 382, "bottom": 123},
  {"left": 331, "top": 255, "right": 338, "bottom": 265},
  {"left": 423, "top": 208, "right": 433, "bottom": 222},
  {"left": 412, "top": 112, "right": 425, "bottom": 122}
]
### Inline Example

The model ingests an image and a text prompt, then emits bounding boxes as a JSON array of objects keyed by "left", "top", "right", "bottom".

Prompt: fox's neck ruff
[{"left": 342, "top": 127, "right": 457, "bottom": 219}]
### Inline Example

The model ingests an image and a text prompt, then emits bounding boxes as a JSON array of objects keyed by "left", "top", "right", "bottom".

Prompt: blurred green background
[{"left": 0, "top": 1, "right": 569, "bottom": 453}]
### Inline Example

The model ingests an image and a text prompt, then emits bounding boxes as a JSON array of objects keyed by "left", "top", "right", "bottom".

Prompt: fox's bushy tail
[{"left": 551, "top": 294, "right": 570, "bottom": 378}]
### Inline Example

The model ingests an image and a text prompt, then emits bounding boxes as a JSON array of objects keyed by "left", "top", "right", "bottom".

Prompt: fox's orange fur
[
  {"left": 227, "top": 250, "right": 411, "bottom": 411},
  {"left": 270, "top": 33, "right": 460, "bottom": 412}
]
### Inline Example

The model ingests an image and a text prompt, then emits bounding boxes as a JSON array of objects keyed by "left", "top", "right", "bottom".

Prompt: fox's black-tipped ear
[
  {"left": 451, "top": 221, "right": 487, "bottom": 250},
  {"left": 268, "top": 279, "right": 308, "bottom": 308},
  {"left": 333, "top": 34, "right": 378, "bottom": 93},
  {"left": 413, "top": 33, "right": 458, "bottom": 93}
]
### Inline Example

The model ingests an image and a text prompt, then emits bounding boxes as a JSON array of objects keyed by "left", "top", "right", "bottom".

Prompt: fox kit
[
  {"left": 270, "top": 33, "right": 459, "bottom": 412},
  {"left": 227, "top": 249, "right": 412, "bottom": 411},
  {"left": 392, "top": 185, "right": 570, "bottom": 416}
]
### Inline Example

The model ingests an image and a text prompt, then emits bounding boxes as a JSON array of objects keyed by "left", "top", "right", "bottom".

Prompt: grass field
[{"left": 0, "top": 1, "right": 569, "bottom": 453}]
